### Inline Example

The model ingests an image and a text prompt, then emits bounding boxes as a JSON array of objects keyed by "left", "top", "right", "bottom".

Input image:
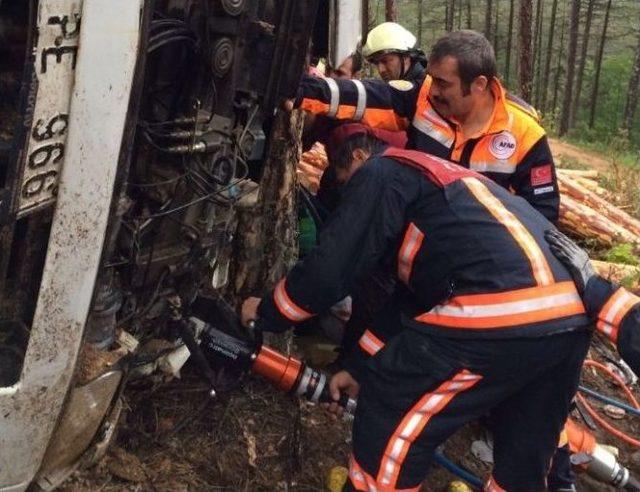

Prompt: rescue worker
[
  {"left": 290, "top": 30, "right": 560, "bottom": 222},
  {"left": 327, "top": 52, "right": 364, "bottom": 79},
  {"left": 362, "top": 22, "right": 427, "bottom": 82},
  {"left": 241, "top": 130, "right": 591, "bottom": 491},
  {"left": 546, "top": 229, "right": 640, "bottom": 375}
]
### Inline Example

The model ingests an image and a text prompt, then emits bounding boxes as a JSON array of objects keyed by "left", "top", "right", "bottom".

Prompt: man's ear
[
  {"left": 472, "top": 75, "right": 489, "bottom": 93},
  {"left": 351, "top": 148, "right": 369, "bottom": 163}
]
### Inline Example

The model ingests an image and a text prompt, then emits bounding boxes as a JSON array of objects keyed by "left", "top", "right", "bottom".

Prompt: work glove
[{"left": 544, "top": 229, "right": 596, "bottom": 294}]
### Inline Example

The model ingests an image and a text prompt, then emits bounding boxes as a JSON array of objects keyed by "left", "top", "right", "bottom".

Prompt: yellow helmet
[{"left": 362, "top": 22, "right": 417, "bottom": 59}]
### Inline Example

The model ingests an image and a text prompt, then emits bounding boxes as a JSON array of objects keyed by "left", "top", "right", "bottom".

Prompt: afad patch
[
  {"left": 531, "top": 164, "right": 553, "bottom": 186},
  {"left": 488, "top": 131, "right": 517, "bottom": 159},
  {"left": 388, "top": 79, "right": 414, "bottom": 91}
]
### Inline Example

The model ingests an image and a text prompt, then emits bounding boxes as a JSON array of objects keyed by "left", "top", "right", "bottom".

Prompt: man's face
[
  {"left": 371, "top": 53, "right": 409, "bottom": 81},
  {"left": 331, "top": 57, "right": 356, "bottom": 79},
  {"left": 427, "top": 55, "right": 476, "bottom": 119}
]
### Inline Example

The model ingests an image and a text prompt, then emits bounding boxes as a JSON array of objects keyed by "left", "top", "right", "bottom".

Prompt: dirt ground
[
  {"left": 549, "top": 138, "right": 614, "bottom": 172},
  {"left": 58, "top": 326, "right": 640, "bottom": 492}
]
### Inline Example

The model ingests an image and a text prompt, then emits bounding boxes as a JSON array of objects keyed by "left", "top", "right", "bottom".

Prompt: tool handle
[{"left": 318, "top": 383, "right": 357, "bottom": 415}]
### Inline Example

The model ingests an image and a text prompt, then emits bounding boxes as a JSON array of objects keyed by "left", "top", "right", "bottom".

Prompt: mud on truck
[{"left": 0, "top": 1, "right": 362, "bottom": 489}]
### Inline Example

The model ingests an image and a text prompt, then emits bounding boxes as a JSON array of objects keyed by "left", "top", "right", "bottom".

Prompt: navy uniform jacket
[{"left": 257, "top": 149, "right": 587, "bottom": 348}]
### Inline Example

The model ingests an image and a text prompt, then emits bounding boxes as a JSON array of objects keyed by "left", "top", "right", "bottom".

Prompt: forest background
[{"left": 369, "top": 0, "right": 640, "bottom": 166}]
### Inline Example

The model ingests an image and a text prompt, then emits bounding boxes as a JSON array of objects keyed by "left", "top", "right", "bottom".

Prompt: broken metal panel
[{"left": 0, "top": 0, "right": 143, "bottom": 489}]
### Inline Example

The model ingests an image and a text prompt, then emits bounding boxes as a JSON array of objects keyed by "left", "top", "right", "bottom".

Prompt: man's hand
[
  {"left": 544, "top": 229, "right": 596, "bottom": 294},
  {"left": 282, "top": 99, "right": 295, "bottom": 112},
  {"left": 323, "top": 370, "right": 359, "bottom": 417},
  {"left": 241, "top": 297, "right": 261, "bottom": 327}
]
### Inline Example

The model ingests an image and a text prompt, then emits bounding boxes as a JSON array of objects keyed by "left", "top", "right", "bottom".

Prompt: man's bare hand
[
  {"left": 241, "top": 297, "right": 261, "bottom": 327},
  {"left": 282, "top": 98, "right": 295, "bottom": 112},
  {"left": 322, "top": 370, "right": 359, "bottom": 417}
]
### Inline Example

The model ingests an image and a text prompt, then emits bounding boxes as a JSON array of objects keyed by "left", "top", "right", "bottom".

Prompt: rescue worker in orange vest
[
  {"left": 362, "top": 22, "right": 427, "bottom": 83},
  {"left": 546, "top": 229, "right": 640, "bottom": 375},
  {"left": 289, "top": 30, "right": 559, "bottom": 222},
  {"left": 241, "top": 130, "right": 590, "bottom": 491}
]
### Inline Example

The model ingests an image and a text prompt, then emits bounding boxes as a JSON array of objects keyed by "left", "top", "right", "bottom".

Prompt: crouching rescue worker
[
  {"left": 241, "top": 130, "right": 591, "bottom": 491},
  {"left": 546, "top": 229, "right": 640, "bottom": 374}
]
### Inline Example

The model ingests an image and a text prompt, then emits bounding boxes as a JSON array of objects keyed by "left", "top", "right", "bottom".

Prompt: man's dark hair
[
  {"left": 329, "top": 132, "right": 388, "bottom": 170},
  {"left": 429, "top": 30, "right": 496, "bottom": 92}
]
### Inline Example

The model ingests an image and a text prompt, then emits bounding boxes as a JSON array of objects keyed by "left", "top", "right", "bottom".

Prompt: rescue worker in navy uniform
[
  {"left": 546, "top": 229, "right": 640, "bottom": 375},
  {"left": 289, "top": 30, "right": 559, "bottom": 223},
  {"left": 241, "top": 131, "right": 591, "bottom": 491},
  {"left": 361, "top": 22, "right": 428, "bottom": 83}
]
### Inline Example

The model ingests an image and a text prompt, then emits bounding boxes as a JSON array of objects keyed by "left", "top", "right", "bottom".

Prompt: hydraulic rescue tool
[
  {"left": 179, "top": 296, "right": 357, "bottom": 414},
  {"left": 565, "top": 418, "right": 640, "bottom": 491}
]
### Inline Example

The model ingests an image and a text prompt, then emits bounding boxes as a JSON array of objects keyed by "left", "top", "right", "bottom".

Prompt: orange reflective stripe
[
  {"left": 377, "top": 370, "right": 482, "bottom": 489},
  {"left": 484, "top": 476, "right": 506, "bottom": 492},
  {"left": 300, "top": 98, "right": 330, "bottom": 115},
  {"left": 348, "top": 455, "right": 421, "bottom": 492},
  {"left": 397, "top": 223, "right": 424, "bottom": 284},
  {"left": 463, "top": 177, "right": 554, "bottom": 286},
  {"left": 416, "top": 281, "right": 585, "bottom": 329},
  {"left": 597, "top": 288, "right": 640, "bottom": 343},
  {"left": 362, "top": 108, "right": 409, "bottom": 132},
  {"left": 359, "top": 329, "right": 385, "bottom": 356},
  {"left": 273, "top": 279, "right": 313, "bottom": 322}
]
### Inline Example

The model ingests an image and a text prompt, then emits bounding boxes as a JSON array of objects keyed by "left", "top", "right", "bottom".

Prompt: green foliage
[{"left": 603, "top": 243, "right": 640, "bottom": 266}]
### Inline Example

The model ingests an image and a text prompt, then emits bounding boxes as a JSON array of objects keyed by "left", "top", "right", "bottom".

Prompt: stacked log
[
  {"left": 296, "top": 142, "right": 328, "bottom": 194},
  {"left": 557, "top": 169, "right": 640, "bottom": 249}
]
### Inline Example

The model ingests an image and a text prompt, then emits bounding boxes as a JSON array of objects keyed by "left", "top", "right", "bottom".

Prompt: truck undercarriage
[{"left": 0, "top": 0, "right": 327, "bottom": 489}]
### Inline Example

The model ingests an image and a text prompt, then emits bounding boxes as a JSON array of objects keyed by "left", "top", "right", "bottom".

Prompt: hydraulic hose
[
  {"left": 433, "top": 452, "right": 483, "bottom": 489},
  {"left": 577, "top": 359, "right": 640, "bottom": 447}
]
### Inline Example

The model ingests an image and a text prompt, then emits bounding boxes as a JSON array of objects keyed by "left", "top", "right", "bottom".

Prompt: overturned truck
[{"left": 0, "top": 0, "right": 362, "bottom": 489}]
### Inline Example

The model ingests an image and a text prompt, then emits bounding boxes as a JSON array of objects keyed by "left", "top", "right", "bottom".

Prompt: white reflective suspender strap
[
  {"left": 325, "top": 77, "right": 340, "bottom": 118},
  {"left": 352, "top": 79, "right": 367, "bottom": 120}
]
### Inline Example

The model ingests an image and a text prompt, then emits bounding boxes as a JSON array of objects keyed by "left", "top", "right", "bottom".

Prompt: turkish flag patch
[{"left": 531, "top": 164, "right": 553, "bottom": 186}]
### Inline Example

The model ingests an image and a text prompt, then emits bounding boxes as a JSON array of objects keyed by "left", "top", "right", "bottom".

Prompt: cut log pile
[
  {"left": 297, "top": 142, "right": 328, "bottom": 194},
  {"left": 557, "top": 168, "right": 640, "bottom": 249}
]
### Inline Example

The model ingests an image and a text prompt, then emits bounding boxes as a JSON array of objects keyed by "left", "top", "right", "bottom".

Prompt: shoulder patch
[{"left": 388, "top": 79, "right": 414, "bottom": 91}]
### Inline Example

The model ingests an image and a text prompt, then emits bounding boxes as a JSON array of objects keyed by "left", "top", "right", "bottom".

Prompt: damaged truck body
[{"left": 0, "top": 0, "right": 362, "bottom": 489}]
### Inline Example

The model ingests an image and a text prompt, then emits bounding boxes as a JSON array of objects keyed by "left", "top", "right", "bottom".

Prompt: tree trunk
[
  {"left": 505, "top": 0, "right": 515, "bottom": 85},
  {"left": 541, "top": 0, "right": 559, "bottom": 113},
  {"left": 533, "top": 0, "right": 544, "bottom": 107},
  {"left": 417, "top": 0, "right": 423, "bottom": 46},
  {"left": 518, "top": 0, "right": 533, "bottom": 100},
  {"left": 385, "top": 0, "right": 397, "bottom": 22},
  {"left": 225, "top": 110, "right": 303, "bottom": 302},
  {"left": 457, "top": 0, "right": 463, "bottom": 29},
  {"left": 492, "top": 0, "right": 499, "bottom": 51},
  {"left": 571, "top": 0, "right": 595, "bottom": 127},
  {"left": 552, "top": 2, "right": 568, "bottom": 114},
  {"left": 446, "top": 0, "right": 455, "bottom": 32},
  {"left": 362, "top": 0, "right": 370, "bottom": 47},
  {"left": 467, "top": 0, "right": 472, "bottom": 29},
  {"left": 485, "top": 0, "right": 493, "bottom": 42},
  {"left": 559, "top": 0, "right": 580, "bottom": 136},
  {"left": 589, "top": 0, "right": 613, "bottom": 128},
  {"left": 623, "top": 26, "right": 640, "bottom": 130}
]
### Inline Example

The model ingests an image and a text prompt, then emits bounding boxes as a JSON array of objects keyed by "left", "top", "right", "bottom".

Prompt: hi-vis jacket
[
  {"left": 295, "top": 74, "right": 560, "bottom": 222},
  {"left": 257, "top": 148, "right": 588, "bottom": 340},
  {"left": 583, "top": 276, "right": 640, "bottom": 374}
]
